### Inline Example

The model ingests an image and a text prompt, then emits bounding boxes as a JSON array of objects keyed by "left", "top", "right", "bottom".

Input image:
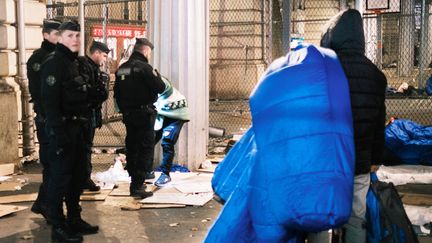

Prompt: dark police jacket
[
  {"left": 78, "top": 55, "right": 109, "bottom": 128},
  {"left": 27, "top": 40, "right": 56, "bottom": 116},
  {"left": 321, "top": 9, "right": 387, "bottom": 175},
  {"left": 114, "top": 51, "right": 165, "bottom": 113},
  {"left": 41, "top": 43, "right": 90, "bottom": 135}
]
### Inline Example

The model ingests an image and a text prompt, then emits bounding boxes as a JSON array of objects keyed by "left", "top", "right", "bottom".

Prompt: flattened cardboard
[
  {"left": 0, "top": 205, "right": 27, "bottom": 218},
  {"left": 0, "top": 193, "right": 37, "bottom": 204}
]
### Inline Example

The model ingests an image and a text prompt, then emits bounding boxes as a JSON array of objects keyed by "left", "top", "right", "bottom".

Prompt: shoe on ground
[
  {"left": 83, "top": 179, "right": 100, "bottom": 191},
  {"left": 144, "top": 171, "right": 155, "bottom": 180},
  {"left": 154, "top": 173, "right": 171, "bottom": 187},
  {"left": 67, "top": 217, "right": 99, "bottom": 235},
  {"left": 130, "top": 186, "right": 153, "bottom": 199},
  {"left": 52, "top": 224, "right": 83, "bottom": 242},
  {"left": 31, "top": 202, "right": 50, "bottom": 222}
]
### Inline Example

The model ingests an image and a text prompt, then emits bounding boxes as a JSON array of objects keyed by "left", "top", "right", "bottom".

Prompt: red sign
[{"left": 91, "top": 25, "right": 145, "bottom": 38}]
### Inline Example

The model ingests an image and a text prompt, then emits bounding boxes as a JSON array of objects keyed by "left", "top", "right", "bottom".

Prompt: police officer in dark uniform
[
  {"left": 78, "top": 41, "right": 110, "bottom": 192},
  {"left": 114, "top": 38, "right": 165, "bottom": 198},
  {"left": 41, "top": 20, "right": 98, "bottom": 242},
  {"left": 27, "top": 18, "right": 61, "bottom": 219}
]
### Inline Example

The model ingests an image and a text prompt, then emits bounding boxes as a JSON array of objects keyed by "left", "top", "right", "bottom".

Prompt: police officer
[
  {"left": 41, "top": 20, "right": 98, "bottom": 242},
  {"left": 78, "top": 40, "right": 110, "bottom": 192},
  {"left": 27, "top": 18, "right": 61, "bottom": 219},
  {"left": 114, "top": 38, "right": 165, "bottom": 198},
  {"left": 153, "top": 77, "right": 190, "bottom": 186}
]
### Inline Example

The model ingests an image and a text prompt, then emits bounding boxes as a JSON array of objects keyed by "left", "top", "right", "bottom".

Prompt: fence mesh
[
  {"left": 209, "top": 0, "right": 271, "bottom": 139},
  {"left": 27, "top": 0, "right": 432, "bottom": 161}
]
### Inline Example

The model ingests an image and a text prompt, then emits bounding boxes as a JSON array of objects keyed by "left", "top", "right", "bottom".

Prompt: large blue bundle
[
  {"left": 385, "top": 119, "right": 432, "bottom": 165},
  {"left": 207, "top": 45, "right": 355, "bottom": 242},
  {"left": 212, "top": 128, "right": 256, "bottom": 202}
]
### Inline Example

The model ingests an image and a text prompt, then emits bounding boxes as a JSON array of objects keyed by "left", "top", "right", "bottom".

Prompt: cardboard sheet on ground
[
  {"left": 109, "top": 183, "right": 157, "bottom": 196},
  {"left": 80, "top": 189, "right": 111, "bottom": 201},
  {"left": 0, "top": 193, "right": 37, "bottom": 204},
  {"left": 0, "top": 164, "right": 14, "bottom": 176},
  {"left": 103, "top": 196, "right": 137, "bottom": 207},
  {"left": 0, "top": 205, "right": 27, "bottom": 218},
  {"left": 0, "top": 181, "right": 25, "bottom": 192},
  {"left": 377, "top": 165, "right": 432, "bottom": 185},
  {"left": 140, "top": 192, "right": 213, "bottom": 206},
  {"left": 172, "top": 173, "right": 213, "bottom": 193}
]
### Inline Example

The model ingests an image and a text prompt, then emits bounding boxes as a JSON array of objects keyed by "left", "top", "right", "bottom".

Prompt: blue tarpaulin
[{"left": 207, "top": 45, "right": 355, "bottom": 242}]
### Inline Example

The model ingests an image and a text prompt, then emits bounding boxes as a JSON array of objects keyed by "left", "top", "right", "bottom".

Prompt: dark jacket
[
  {"left": 27, "top": 40, "right": 56, "bottom": 116},
  {"left": 41, "top": 43, "right": 89, "bottom": 132},
  {"left": 321, "top": 9, "right": 387, "bottom": 175},
  {"left": 78, "top": 55, "right": 109, "bottom": 128},
  {"left": 114, "top": 51, "right": 165, "bottom": 112}
]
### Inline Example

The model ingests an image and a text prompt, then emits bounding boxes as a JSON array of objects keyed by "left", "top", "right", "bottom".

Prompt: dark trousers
[
  {"left": 46, "top": 121, "right": 87, "bottom": 225},
  {"left": 123, "top": 111, "right": 155, "bottom": 190},
  {"left": 34, "top": 114, "right": 50, "bottom": 209},
  {"left": 155, "top": 117, "right": 185, "bottom": 175},
  {"left": 84, "top": 123, "right": 96, "bottom": 181}
]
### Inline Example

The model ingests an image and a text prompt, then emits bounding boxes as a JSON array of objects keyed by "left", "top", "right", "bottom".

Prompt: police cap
[
  {"left": 91, "top": 40, "right": 110, "bottom": 54},
  {"left": 135, "top": 38, "right": 154, "bottom": 50},
  {"left": 58, "top": 20, "right": 80, "bottom": 32},
  {"left": 43, "top": 19, "right": 62, "bottom": 30}
]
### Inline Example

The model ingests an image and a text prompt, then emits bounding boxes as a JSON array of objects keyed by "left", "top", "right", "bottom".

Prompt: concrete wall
[{"left": 0, "top": 0, "right": 45, "bottom": 163}]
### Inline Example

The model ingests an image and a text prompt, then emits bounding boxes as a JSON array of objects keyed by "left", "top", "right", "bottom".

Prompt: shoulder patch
[
  {"left": 117, "top": 68, "right": 131, "bottom": 76},
  {"left": 32, "top": 63, "right": 41, "bottom": 72},
  {"left": 46, "top": 75, "right": 56, "bottom": 86}
]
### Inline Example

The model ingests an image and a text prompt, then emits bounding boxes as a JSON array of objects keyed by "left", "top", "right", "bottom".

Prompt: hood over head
[{"left": 320, "top": 9, "right": 365, "bottom": 53}]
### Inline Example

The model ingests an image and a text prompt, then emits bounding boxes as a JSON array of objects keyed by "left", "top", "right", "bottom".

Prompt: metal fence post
[
  {"left": 419, "top": 0, "right": 427, "bottom": 88},
  {"left": 282, "top": 0, "right": 291, "bottom": 53},
  {"left": 79, "top": 0, "right": 85, "bottom": 56}
]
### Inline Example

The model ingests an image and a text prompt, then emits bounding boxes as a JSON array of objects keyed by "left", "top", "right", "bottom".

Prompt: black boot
[
  {"left": 83, "top": 179, "right": 100, "bottom": 191},
  {"left": 67, "top": 217, "right": 99, "bottom": 235},
  {"left": 31, "top": 201, "right": 50, "bottom": 222},
  {"left": 130, "top": 185, "right": 153, "bottom": 199},
  {"left": 51, "top": 224, "right": 83, "bottom": 242}
]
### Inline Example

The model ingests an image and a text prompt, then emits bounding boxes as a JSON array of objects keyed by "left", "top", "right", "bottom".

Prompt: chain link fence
[
  {"left": 32, "top": 0, "right": 432, "bottom": 160},
  {"left": 209, "top": 0, "right": 272, "bottom": 139}
]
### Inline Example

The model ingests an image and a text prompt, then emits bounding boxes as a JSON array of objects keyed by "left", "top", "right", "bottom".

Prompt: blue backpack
[{"left": 366, "top": 173, "right": 419, "bottom": 243}]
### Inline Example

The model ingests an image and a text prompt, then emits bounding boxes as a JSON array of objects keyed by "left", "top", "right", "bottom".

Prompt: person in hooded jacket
[
  {"left": 309, "top": 9, "right": 387, "bottom": 243},
  {"left": 152, "top": 77, "right": 190, "bottom": 186}
]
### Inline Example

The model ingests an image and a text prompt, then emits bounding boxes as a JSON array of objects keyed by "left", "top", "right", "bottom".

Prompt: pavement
[{"left": 0, "top": 162, "right": 222, "bottom": 243}]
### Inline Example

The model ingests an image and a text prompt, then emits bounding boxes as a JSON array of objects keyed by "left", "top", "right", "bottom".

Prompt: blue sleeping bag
[
  {"left": 385, "top": 119, "right": 432, "bottom": 165},
  {"left": 207, "top": 44, "right": 355, "bottom": 242}
]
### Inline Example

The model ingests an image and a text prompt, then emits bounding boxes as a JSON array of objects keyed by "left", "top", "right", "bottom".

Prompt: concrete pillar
[
  {"left": 0, "top": 78, "right": 19, "bottom": 164},
  {"left": 147, "top": 0, "right": 209, "bottom": 170},
  {"left": 399, "top": 0, "right": 415, "bottom": 77}
]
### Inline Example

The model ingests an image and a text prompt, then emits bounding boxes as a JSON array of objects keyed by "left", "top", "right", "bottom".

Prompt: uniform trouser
[
  {"left": 154, "top": 117, "right": 185, "bottom": 175},
  {"left": 84, "top": 123, "right": 96, "bottom": 182},
  {"left": 46, "top": 121, "right": 87, "bottom": 226},
  {"left": 307, "top": 173, "right": 370, "bottom": 243},
  {"left": 123, "top": 111, "right": 155, "bottom": 190},
  {"left": 34, "top": 114, "right": 50, "bottom": 209}
]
